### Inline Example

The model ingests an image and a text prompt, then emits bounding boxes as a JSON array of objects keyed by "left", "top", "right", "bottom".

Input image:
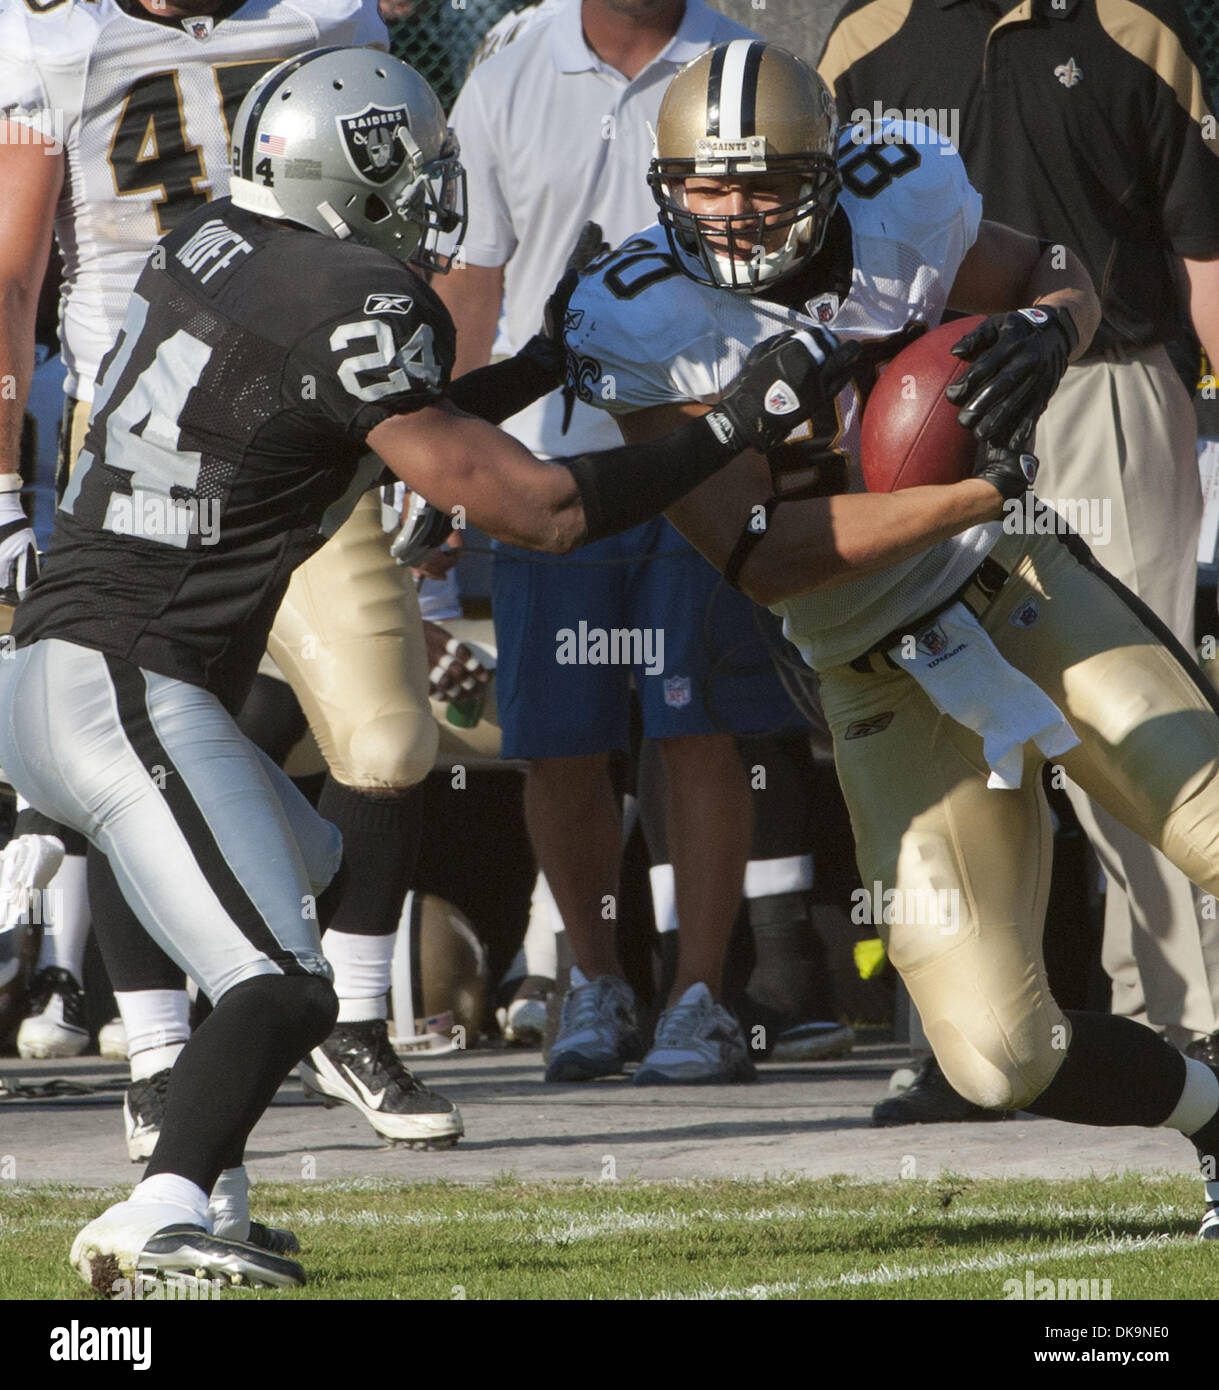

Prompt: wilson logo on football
[
  {"left": 765, "top": 381, "right": 800, "bottom": 415},
  {"left": 364, "top": 293, "right": 413, "bottom": 315}
]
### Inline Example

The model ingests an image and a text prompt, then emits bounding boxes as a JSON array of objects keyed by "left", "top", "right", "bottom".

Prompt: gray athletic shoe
[
  {"left": 633, "top": 983, "right": 756, "bottom": 1085},
  {"left": 545, "top": 968, "right": 642, "bottom": 1082}
]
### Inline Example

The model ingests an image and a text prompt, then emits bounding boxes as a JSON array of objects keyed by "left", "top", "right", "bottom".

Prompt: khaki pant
[
  {"left": 1033, "top": 349, "right": 1219, "bottom": 1043},
  {"left": 821, "top": 527, "right": 1219, "bottom": 1109}
]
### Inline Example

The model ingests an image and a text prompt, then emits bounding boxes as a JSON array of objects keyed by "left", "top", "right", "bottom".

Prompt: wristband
[{"left": 562, "top": 414, "right": 734, "bottom": 543}]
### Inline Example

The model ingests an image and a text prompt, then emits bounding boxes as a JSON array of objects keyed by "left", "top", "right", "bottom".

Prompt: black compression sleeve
[
  {"left": 444, "top": 341, "right": 556, "bottom": 425},
  {"left": 562, "top": 414, "right": 735, "bottom": 543}
]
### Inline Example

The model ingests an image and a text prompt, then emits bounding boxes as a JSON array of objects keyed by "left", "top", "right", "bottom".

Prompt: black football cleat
[
  {"left": 246, "top": 1220, "right": 301, "bottom": 1255},
  {"left": 1199, "top": 1203, "right": 1219, "bottom": 1241},
  {"left": 123, "top": 1068, "right": 171, "bottom": 1162},
  {"left": 872, "top": 1054, "right": 1009, "bottom": 1126},
  {"left": 299, "top": 1018, "right": 463, "bottom": 1147}
]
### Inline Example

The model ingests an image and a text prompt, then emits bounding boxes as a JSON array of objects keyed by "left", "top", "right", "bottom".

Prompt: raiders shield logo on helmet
[{"left": 337, "top": 104, "right": 412, "bottom": 184}]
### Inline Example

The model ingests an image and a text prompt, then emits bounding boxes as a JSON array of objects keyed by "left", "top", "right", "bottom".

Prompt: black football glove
[
  {"left": 973, "top": 441, "right": 1039, "bottom": 501},
  {"left": 0, "top": 516, "right": 38, "bottom": 604},
  {"left": 517, "top": 220, "right": 609, "bottom": 383},
  {"left": 945, "top": 306, "right": 1077, "bottom": 451},
  {"left": 706, "top": 327, "right": 861, "bottom": 456}
]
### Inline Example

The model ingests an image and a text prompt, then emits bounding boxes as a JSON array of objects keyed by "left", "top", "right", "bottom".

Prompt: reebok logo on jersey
[
  {"left": 364, "top": 293, "right": 414, "bottom": 316},
  {"left": 765, "top": 381, "right": 800, "bottom": 415},
  {"left": 175, "top": 220, "right": 253, "bottom": 284}
]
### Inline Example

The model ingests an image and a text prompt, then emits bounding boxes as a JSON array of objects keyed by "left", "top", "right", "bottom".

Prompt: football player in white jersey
[
  {"left": 0, "top": 0, "right": 473, "bottom": 1172},
  {"left": 565, "top": 40, "right": 1219, "bottom": 1241}
]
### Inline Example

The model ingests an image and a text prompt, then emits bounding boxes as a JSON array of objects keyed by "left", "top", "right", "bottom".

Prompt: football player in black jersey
[{"left": 0, "top": 47, "right": 868, "bottom": 1290}]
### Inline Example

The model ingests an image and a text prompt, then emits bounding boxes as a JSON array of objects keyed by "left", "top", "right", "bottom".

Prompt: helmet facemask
[
  {"left": 650, "top": 146, "right": 840, "bottom": 294},
  {"left": 361, "top": 133, "right": 467, "bottom": 271}
]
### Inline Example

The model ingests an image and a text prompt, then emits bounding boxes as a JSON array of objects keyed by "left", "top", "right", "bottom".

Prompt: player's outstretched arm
[
  {"left": 0, "top": 127, "right": 62, "bottom": 596},
  {"left": 369, "top": 328, "right": 856, "bottom": 553},
  {"left": 618, "top": 402, "right": 1014, "bottom": 606}
]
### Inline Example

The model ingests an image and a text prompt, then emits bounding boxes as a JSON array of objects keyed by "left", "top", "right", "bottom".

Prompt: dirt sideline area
[{"left": 0, "top": 1042, "right": 1196, "bottom": 1189}]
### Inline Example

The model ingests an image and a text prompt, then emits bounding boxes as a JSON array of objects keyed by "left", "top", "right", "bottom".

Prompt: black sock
[
  {"left": 144, "top": 973, "right": 336, "bottom": 1193},
  {"left": 87, "top": 846, "right": 186, "bottom": 992},
  {"left": 1022, "top": 1011, "right": 1186, "bottom": 1126},
  {"left": 738, "top": 891, "right": 830, "bottom": 1034},
  {"left": 316, "top": 778, "right": 422, "bottom": 938}
]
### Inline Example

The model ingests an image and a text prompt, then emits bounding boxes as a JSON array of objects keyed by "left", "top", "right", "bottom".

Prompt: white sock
[
  {"left": 129, "top": 1172, "right": 210, "bottom": 1227},
  {"left": 36, "top": 854, "right": 90, "bottom": 981},
  {"left": 208, "top": 1166, "right": 251, "bottom": 1241},
  {"left": 324, "top": 929, "right": 395, "bottom": 1022},
  {"left": 1162, "top": 1056, "right": 1219, "bottom": 1135},
  {"left": 116, "top": 988, "right": 191, "bottom": 1059},
  {"left": 649, "top": 863, "right": 678, "bottom": 936},
  {"left": 743, "top": 853, "right": 814, "bottom": 899},
  {"left": 129, "top": 1042, "right": 185, "bottom": 1082}
]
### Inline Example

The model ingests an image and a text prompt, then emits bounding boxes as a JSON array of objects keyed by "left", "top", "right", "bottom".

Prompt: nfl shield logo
[
  {"left": 916, "top": 622, "right": 949, "bottom": 657},
  {"left": 182, "top": 15, "right": 213, "bottom": 38},
  {"left": 663, "top": 676, "right": 691, "bottom": 709},
  {"left": 337, "top": 103, "right": 412, "bottom": 184},
  {"left": 808, "top": 292, "right": 839, "bottom": 324}
]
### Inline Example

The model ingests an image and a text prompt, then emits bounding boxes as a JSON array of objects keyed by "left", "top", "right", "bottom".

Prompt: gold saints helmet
[{"left": 648, "top": 40, "right": 840, "bottom": 293}]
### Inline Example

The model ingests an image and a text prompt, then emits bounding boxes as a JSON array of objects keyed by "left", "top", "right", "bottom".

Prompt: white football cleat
[
  {"left": 123, "top": 1069, "right": 170, "bottom": 1162},
  {"left": 98, "top": 1017, "right": 128, "bottom": 1061},
  {"left": 71, "top": 1199, "right": 305, "bottom": 1293},
  {"left": 17, "top": 968, "right": 89, "bottom": 1059}
]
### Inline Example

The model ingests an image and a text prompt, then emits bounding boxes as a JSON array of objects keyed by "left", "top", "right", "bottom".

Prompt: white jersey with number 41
[{"left": 0, "top": 0, "right": 384, "bottom": 401}]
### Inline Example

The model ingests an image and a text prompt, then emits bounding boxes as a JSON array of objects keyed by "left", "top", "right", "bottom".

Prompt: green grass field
[{"left": 0, "top": 1173, "right": 1212, "bottom": 1300}]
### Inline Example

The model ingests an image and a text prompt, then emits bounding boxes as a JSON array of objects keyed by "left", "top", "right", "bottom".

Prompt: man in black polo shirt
[{"left": 819, "top": 0, "right": 1219, "bottom": 1120}]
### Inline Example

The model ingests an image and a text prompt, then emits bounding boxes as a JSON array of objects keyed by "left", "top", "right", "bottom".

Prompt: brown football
[{"left": 860, "top": 315, "right": 985, "bottom": 492}]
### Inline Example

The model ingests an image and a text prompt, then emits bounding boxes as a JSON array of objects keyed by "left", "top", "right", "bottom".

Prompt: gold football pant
[
  {"left": 62, "top": 401, "right": 436, "bottom": 791},
  {"left": 819, "top": 527, "right": 1219, "bottom": 1111},
  {"left": 1033, "top": 350, "right": 1218, "bottom": 1042}
]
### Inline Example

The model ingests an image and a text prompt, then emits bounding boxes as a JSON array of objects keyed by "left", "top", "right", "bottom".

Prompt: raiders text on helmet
[
  {"left": 649, "top": 41, "right": 841, "bottom": 293},
  {"left": 230, "top": 47, "right": 467, "bottom": 272}
]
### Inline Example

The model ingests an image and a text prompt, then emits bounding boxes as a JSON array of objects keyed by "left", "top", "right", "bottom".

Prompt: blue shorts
[{"left": 492, "top": 518, "right": 805, "bottom": 759}]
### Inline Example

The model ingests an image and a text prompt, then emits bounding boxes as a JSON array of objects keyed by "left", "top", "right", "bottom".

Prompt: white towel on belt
[{"left": 885, "top": 600, "right": 1080, "bottom": 789}]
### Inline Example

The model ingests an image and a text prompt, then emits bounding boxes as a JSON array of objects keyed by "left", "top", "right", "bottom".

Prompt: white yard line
[{"left": 649, "top": 1235, "right": 1180, "bottom": 1300}]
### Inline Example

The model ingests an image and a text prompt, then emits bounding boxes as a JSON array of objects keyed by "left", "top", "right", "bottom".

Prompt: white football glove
[
  {"left": 0, "top": 487, "right": 38, "bottom": 601},
  {"left": 391, "top": 491, "right": 453, "bottom": 568}
]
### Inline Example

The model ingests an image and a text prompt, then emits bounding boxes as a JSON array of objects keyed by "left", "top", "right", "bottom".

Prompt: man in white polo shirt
[{"left": 437, "top": 0, "right": 820, "bottom": 1085}]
